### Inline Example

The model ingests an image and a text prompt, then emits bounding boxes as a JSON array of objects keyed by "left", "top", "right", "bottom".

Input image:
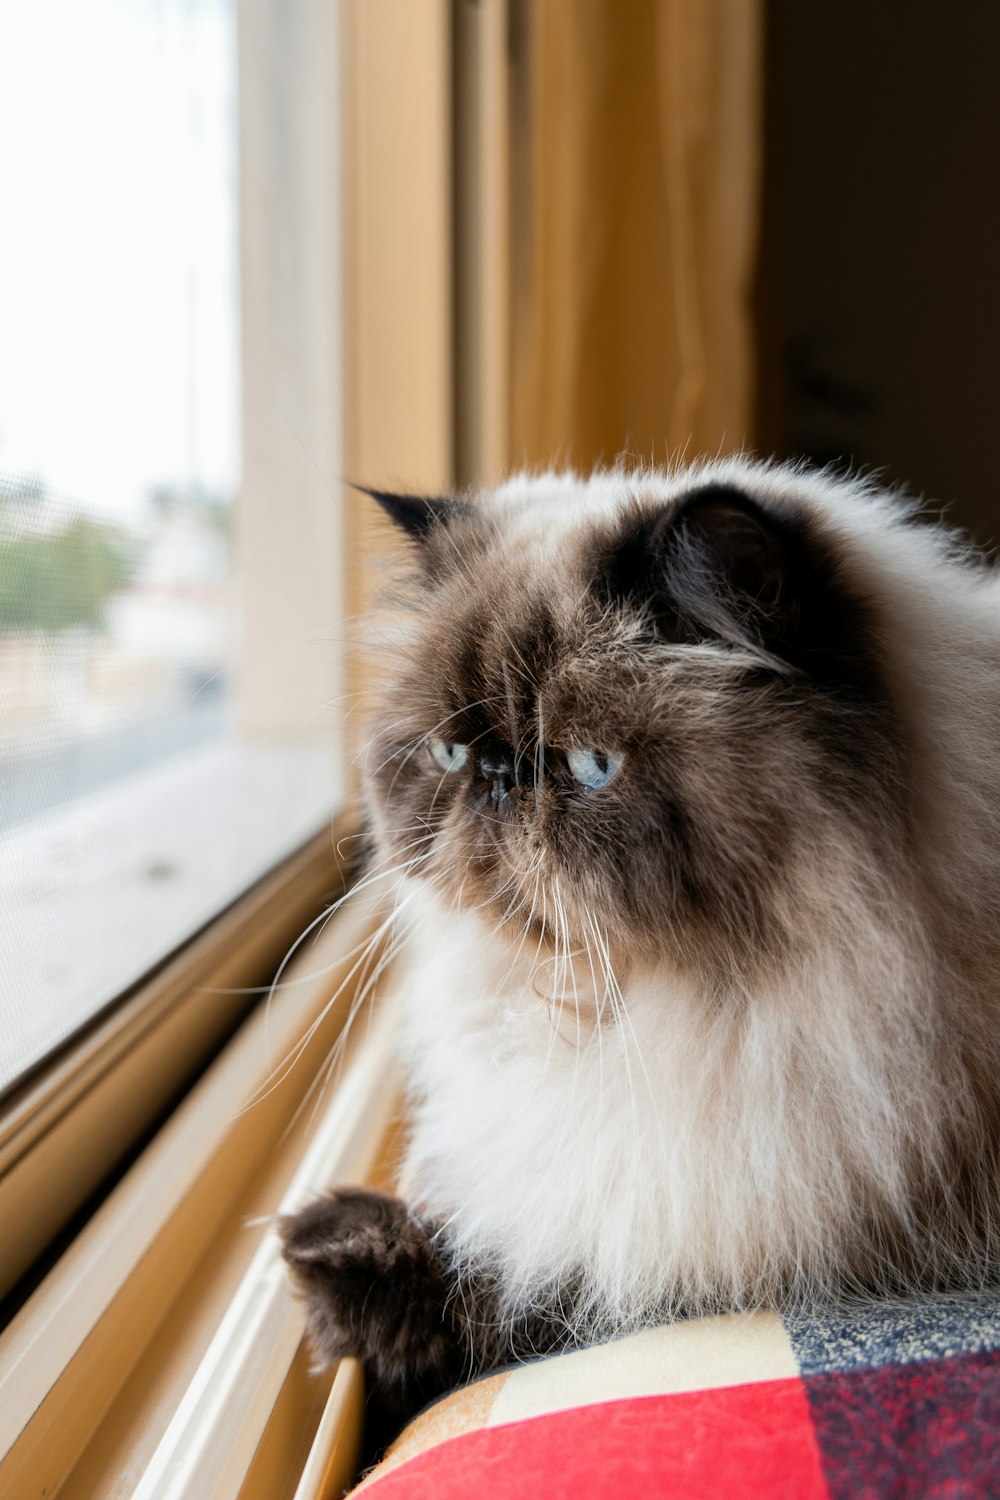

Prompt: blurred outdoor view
[
  {"left": 0, "top": 0, "right": 335, "bottom": 1094},
  {"left": 0, "top": 478, "right": 232, "bottom": 832},
  {"left": 0, "top": 0, "right": 238, "bottom": 831}
]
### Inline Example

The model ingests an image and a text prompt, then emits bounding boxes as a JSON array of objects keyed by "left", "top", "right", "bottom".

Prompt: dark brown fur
[{"left": 281, "top": 1189, "right": 568, "bottom": 1414}]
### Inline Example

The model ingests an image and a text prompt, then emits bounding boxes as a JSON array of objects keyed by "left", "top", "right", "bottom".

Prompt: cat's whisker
[
  {"left": 235, "top": 890, "right": 419, "bottom": 1119},
  {"left": 287, "top": 909, "right": 400, "bottom": 1139},
  {"left": 494, "top": 855, "right": 546, "bottom": 990},
  {"left": 500, "top": 658, "right": 524, "bottom": 787},
  {"left": 533, "top": 692, "right": 546, "bottom": 824},
  {"left": 291, "top": 864, "right": 434, "bottom": 1134},
  {"left": 492, "top": 623, "right": 538, "bottom": 695},
  {"left": 592, "top": 915, "right": 666, "bottom": 1162},
  {"left": 530, "top": 880, "right": 553, "bottom": 1010},
  {"left": 560, "top": 876, "right": 590, "bottom": 1056},
  {"left": 199, "top": 876, "right": 413, "bottom": 1002},
  {"left": 575, "top": 925, "right": 605, "bottom": 1110},
  {"left": 237, "top": 835, "right": 433, "bottom": 1058},
  {"left": 306, "top": 865, "right": 441, "bottom": 1091},
  {"left": 584, "top": 907, "right": 642, "bottom": 1157},
  {"left": 542, "top": 878, "right": 570, "bottom": 1072}
]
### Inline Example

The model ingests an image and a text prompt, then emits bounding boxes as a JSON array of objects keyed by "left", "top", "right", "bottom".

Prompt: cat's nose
[{"left": 479, "top": 752, "right": 516, "bottom": 804}]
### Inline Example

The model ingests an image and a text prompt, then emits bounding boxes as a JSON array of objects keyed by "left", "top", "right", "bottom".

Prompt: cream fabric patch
[{"left": 488, "top": 1311, "right": 797, "bottom": 1428}]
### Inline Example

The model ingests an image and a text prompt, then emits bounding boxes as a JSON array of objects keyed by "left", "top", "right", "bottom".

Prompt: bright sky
[{"left": 0, "top": 0, "right": 239, "bottom": 523}]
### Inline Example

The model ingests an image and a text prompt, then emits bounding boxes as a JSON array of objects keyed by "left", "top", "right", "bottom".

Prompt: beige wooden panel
[
  {"left": 342, "top": 0, "right": 454, "bottom": 626},
  {"left": 510, "top": 0, "right": 762, "bottom": 472},
  {"left": 454, "top": 0, "right": 512, "bottom": 488}
]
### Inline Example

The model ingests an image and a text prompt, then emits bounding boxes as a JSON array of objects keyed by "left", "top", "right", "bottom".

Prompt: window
[
  {"left": 0, "top": 0, "right": 459, "bottom": 1483},
  {"left": 0, "top": 0, "right": 337, "bottom": 1100}
]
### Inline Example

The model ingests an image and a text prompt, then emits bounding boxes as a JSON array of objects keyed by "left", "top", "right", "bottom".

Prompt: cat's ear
[
  {"left": 605, "top": 484, "right": 801, "bottom": 647},
  {"left": 604, "top": 484, "right": 876, "bottom": 686},
  {"left": 357, "top": 486, "right": 460, "bottom": 544},
  {"left": 666, "top": 488, "right": 793, "bottom": 629}
]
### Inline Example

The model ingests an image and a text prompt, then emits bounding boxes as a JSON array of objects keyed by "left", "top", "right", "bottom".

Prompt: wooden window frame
[
  {"left": 0, "top": 863, "right": 399, "bottom": 1498},
  {"left": 0, "top": 0, "right": 460, "bottom": 1494},
  {"left": 0, "top": 824, "right": 350, "bottom": 1304}
]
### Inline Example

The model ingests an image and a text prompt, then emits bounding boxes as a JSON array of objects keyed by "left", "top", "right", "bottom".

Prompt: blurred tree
[{"left": 0, "top": 487, "right": 134, "bottom": 633}]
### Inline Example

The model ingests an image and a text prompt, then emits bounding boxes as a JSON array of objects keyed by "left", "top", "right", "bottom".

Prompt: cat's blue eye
[
  {"left": 426, "top": 736, "right": 469, "bottom": 774},
  {"left": 565, "top": 746, "right": 625, "bottom": 790}
]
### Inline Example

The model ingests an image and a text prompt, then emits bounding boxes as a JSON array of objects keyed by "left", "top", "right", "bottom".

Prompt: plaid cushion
[{"left": 356, "top": 1291, "right": 1000, "bottom": 1496}]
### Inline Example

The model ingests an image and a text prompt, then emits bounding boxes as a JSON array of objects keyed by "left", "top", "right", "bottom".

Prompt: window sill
[
  {"left": 0, "top": 801, "right": 353, "bottom": 1304},
  {"left": 2, "top": 737, "right": 340, "bottom": 1096},
  {"left": 0, "top": 876, "right": 399, "bottom": 1498}
]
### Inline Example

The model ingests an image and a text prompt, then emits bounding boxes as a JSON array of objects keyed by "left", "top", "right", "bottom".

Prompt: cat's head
[{"left": 364, "top": 466, "right": 900, "bottom": 976}]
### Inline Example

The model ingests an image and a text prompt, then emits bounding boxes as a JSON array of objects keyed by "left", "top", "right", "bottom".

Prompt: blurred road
[{"left": 0, "top": 693, "right": 228, "bottom": 833}]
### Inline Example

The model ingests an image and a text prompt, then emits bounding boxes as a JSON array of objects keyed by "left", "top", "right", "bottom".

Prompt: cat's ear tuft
[
  {"left": 357, "top": 486, "right": 460, "bottom": 544},
  {"left": 603, "top": 483, "right": 879, "bottom": 686},
  {"left": 601, "top": 484, "right": 801, "bottom": 647},
  {"left": 669, "top": 488, "right": 789, "bottom": 621}
]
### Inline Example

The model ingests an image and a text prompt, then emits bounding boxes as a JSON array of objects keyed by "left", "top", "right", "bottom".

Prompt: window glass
[{"left": 0, "top": 0, "right": 336, "bottom": 1097}]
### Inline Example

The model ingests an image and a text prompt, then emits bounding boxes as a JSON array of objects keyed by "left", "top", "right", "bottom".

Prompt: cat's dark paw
[{"left": 279, "top": 1187, "right": 462, "bottom": 1408}]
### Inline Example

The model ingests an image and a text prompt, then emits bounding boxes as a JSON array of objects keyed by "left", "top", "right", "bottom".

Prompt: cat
[{"left": 281, "top": 459, "right": 1000, "bottom": 1416}]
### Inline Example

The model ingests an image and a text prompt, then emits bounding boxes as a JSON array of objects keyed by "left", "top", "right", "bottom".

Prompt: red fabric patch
[
  {"left": 364, "top": 1380, "right": 829, "bottom": 1499},
  {"left": 804, "top": 1350, "right": 1000, "bottom": 1498}
]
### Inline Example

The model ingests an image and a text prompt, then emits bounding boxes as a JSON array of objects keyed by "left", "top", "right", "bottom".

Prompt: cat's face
[{"left": 365, "top": 469, "right": 899, "bottom": 975}]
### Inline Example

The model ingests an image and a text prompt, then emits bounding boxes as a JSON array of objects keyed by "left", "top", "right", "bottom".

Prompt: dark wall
[{"left": 759, "top": 2, "right": 1000, "bottom": 541}]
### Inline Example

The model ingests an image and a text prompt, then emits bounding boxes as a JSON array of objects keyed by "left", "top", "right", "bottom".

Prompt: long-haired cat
[{"left": 281, "top": 459, "right": 1000, "bottom": 1414}]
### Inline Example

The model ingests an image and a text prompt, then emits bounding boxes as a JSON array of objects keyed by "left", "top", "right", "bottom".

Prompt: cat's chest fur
[{"left": 396, "top": 880, "right": 949, "bottom": 1329}]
